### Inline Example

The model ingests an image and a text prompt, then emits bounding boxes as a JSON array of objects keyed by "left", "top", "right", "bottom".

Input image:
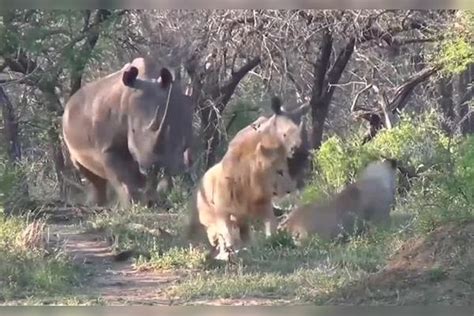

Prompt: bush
[
  {"left": 415, "top": 135, "right": 474, "bottom": 232},
  {"left": 303, "top": 111, "right": 452, "bottom": 204},
  {"left": 303, "top": 110, "right": 473, "bottom": 233},
  {"left": 0, "top": 159, "right": 29, "bottom": 214}
]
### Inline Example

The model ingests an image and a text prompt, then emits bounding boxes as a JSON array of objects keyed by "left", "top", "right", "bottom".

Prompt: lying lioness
[{"left": 279, "top": 159, "right": 398, "bottom": 241}]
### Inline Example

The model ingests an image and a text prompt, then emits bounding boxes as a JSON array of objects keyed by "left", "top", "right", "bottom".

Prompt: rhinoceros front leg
[
  {"left": 102, "top": 151, "right": 146, "bottom": 208},
  {"left": 76, "top": 162, "right": 108, "bottom": 206}
]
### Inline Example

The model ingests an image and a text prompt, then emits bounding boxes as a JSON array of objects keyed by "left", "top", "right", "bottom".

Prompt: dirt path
[{"left": 48, "top": 223, "right": 182, "bottom": 305}]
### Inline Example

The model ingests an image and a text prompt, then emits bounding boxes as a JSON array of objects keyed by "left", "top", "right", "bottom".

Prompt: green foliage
[
  {"left": 436, "top": 10, "right": 474, "bottom": 75},
  {"left": 0, "top": 159, "right": 28, "bottom": 213},
  {"left": 304, "top": 110, "right": 473, "bottom": 233},
  {"left": 302, "top": 111, "right": 452, "bottom": 204},
  {"left": 225, "top": 99, "right": 260, "bottom": 138},
  {"left": 0, "top": 215, "right": 24, "bottom": 247},
  {"left": 438, "top": 37, "right": 474, "bottom": 75},
  {"left": 416, "top": 135, "right": 474, "bottom": 232},
  {"left": 369, "top": 111, "right": 452, "bottom": 167}
]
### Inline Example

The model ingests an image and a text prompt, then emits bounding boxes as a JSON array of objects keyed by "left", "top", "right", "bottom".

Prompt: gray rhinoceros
[{"left": 62, "top": 57, "right": 195, "bottom": 207}]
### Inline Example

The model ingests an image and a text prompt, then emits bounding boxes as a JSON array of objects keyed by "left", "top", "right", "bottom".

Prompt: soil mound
[{"left": 334, "top": 221, "right": 474, "bottom": 305}]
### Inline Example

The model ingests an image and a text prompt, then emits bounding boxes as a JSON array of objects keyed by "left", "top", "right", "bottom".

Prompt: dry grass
[{"left": 16, "top": 220, "right": 46, "bottom": 251}]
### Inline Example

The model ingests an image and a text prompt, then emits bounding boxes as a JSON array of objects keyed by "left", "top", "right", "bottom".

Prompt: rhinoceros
[
  {"left": 228, "top": 96, "right": 311, "bottom": 190},
  {"left": 62, "top": 57, "right": 195, "bottom": 207}
]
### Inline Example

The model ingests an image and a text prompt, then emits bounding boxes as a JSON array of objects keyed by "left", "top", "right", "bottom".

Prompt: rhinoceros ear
[
  {"left": 159, "top": 68, "right": 173, "bottom": 89},
  {"left": 122, "top": 66, "right": 139, "bottom": 87}
]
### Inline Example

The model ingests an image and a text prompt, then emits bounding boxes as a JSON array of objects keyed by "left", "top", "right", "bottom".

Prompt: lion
[
  {"left": 187, "top": 129, "right": 294, "bottom": 255},
  {"left": 279, "top": 158, "right": 398, "bottom": 242}
]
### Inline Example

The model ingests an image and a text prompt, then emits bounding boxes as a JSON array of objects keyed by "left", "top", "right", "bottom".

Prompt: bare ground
[
  {"left": 43, "top": 211, "right": 297, "bottom": 306},
  {"left": 329, "top": 220, "right": 474, "bottom": 305},
  {"left": 48, "top": 223, "right": 183, "bottom": 305}
]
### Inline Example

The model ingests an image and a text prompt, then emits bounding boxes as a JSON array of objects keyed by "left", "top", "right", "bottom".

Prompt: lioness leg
[
  {"left": 235, "top": 217, "right": 251, "bottom": 244},
  {"left": 102, "top": 151, "right": 145, "bottom": 208},
  {"left": 258, "top": 202, "right": 278, "bottom": 237}
]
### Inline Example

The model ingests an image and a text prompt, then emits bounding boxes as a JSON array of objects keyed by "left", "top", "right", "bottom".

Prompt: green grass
[
  {"left": 79, "top": 191, "right": 420, "bottom": 304},
  {"left": 0, "top": 215, "right": 82, "bottom": 302},
  {"left": 85, "top": 202, "right": 214, "bottom": 271},
  {"left": 165, "top": 227, "right": 407, "bottom": 302},
  {"left": 138, "top": 246, "right": 207, "bottom": 270},
  {"left": 6, "top": 295, "right": 106, "bottom": 306}
]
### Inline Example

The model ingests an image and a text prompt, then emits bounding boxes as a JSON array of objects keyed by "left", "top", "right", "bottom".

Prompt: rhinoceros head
[{"left": 123, "top": 65, "right": 194, "bottom": 176}]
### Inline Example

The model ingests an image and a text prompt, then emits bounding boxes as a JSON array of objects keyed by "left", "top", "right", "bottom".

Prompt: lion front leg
[{"left": 215, "top": 214, "right": 238, "bottom": 250}]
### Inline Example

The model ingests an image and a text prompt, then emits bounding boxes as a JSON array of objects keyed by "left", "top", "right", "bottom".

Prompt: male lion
[
  {"left": 187, "top": 129, "right": 293, "bottom": 255},
  {"left": 279, "top": 159, "right": 398, "bottom": 241}
]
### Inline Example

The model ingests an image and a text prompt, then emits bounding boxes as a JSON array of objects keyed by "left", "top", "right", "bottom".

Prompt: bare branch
[
  {"left": 388, "top": 65, "right": 440, "bottom": 113},
  {"left": 220, "top": 56, "right": 261, "bottom": 107},
  {"left": 380, "top": 92, "right": 393, "bottom": 129},
  {"left": 350, "top": 83, "right": 373, "bottom": 112}
]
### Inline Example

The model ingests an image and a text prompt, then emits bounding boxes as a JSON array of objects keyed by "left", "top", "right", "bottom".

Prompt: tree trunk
[
  {"left": 310, "top": 95, "right": 331, "bottom": 150},
  {"left": 0, "top": 86, "right": 22, "bottom": 162},
  {"left": 69, "top": 9, "right": 110, "bottom": 97},
  {"left": 0, "top": 86, "right": 29, "bottom": 203},
  {"left": 41, "top": 88, "right": 68, "bottom": 200},
  {"left": 200, "top": 102, "right": 221, "bottom": 169},
  {"left": 310, "top": 30, "right": 355, "bottom": 149},
  {"left": 309, "top": 28, "right": 332, "bottom": 149},
  {"left": 458, "top": 63, "right": 474, "bottom": 135},
  {"left": 437, "top": 76, "right": 455, "bottom": 134},
  {"left": 188, "top": 57, "right": 261, "bottom": 169}
]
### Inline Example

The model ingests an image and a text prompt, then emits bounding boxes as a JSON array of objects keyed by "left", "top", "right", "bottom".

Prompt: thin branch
[
  {"left": 350, "top": 83, "right": 373, "bottom": 112},
  {"left": 0, "top": 67, "right": 41, "bottom": 86}
]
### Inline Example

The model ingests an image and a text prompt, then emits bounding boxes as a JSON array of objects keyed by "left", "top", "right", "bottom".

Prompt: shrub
[
  {"left": 0, "top": 159, "right": 30, "bottom": 214},
  {"left": 415, "top": 135, "right": 474, "bottom": 232},
  {"left": 303, "top": 111, "right": 453, "bottom": 206}
]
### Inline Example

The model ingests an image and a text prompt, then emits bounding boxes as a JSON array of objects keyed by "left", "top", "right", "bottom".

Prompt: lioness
[
  {"left": 279, "top": 159, "right": 398, "bottom": 241},
  {"left": 187, "top": 130, "right": 293, "bottom": 254}
]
